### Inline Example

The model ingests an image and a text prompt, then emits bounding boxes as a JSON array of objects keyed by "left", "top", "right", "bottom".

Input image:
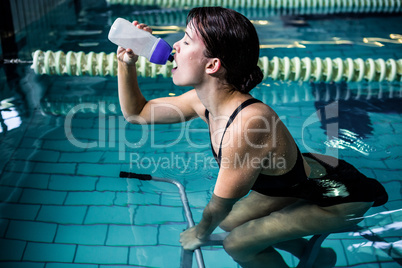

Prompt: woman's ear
[{"left": 205, "top": 58, "right": 222, "bottom": 75}]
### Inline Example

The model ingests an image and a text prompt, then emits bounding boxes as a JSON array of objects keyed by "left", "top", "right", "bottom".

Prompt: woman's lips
[{"left": 172, "top": 60, "right": 177, "bottom": 72}]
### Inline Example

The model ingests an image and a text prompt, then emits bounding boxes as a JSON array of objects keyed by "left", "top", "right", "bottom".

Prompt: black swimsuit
[{"left": 205, "top": 98, "right": 388, "bottom": 207}]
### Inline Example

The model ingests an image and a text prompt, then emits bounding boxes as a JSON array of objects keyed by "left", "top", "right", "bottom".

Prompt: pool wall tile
[
  {"left": 19, "top": 189, "right": 67, "bottom": 205},
  {"left": 25, "top": 125, "right": 66, "bottom": 140},
  {"left": 59, "top": 151, "right": 104, "bottom": 163},
  {"left": 0, "top": 203, "right": 40, "bottom": 221},
  {"left": 0, "top": 219, "right": 9, "bottom": 237},
  {"left": 185, "top": 178, "right": 215, "bottom": 192},
  {"left": 106, "top": 225, "right": 158, "bottom": 246},
  {"left": 0, "top": 173, "right": 50, "bottom": 189},
  {"left": 6, "top": 220, "right": 57, "bottom": 243},
  {"left": 19, "top": 137, "right": 40, "bottom": 149},
  {"left": 46, "top": 263, "right": 98, "bottom": 268},
  {"left": 96, "top": 177, "right": 139, "bottom": 192},
  {"left": 4, "top": 160, "right": 34, "bottom": 173},
  {"left": 134, "top": 206, "right": 184, "bottom": 225},
  {"left": 41, "top": 139, "right": 89, "bottom": 152},
  {"left": 381, "top": 181, "right": 400, "bottom": 202},
  {"left": 37, "top": 205, "right": 87, "bottom": 224},
  {"left": 383, "top": 158, "right": 402, "bottom": 170},
  {"left": 0, "top": 262, "right": 45, "bottom": 268},
  {"left": 194, "top": 247, "right": 238, "bottom": 268},
  {"left": 160, "top": 192, "right": 183, "bottom": 207},
  {"left": 0, "top": 186, "right": 23, "bottom": 202},
  {"left": 277, "top": 249, "right": 297, "bottom": 267},
  {"left": 159, "top": 224, "right": 186, "bottom": 246},
  {"left": 143, "top": 180, "right": 178, "bottom": 192},
  {"left": 114, "top": 192, "right": 160, "bottom": 206},
  {"left": 0, "top": 239, "right": 26, "bottom": 261},
  {"left": 65, "top": 191, "right": 115, "bottom": 205},
  {"left": 85, "top": 206, "right": 132, "bottom": 225},
  {"left": 13, "top": 149, "right": 60, "bottom": 162},
  {"left": 383, "top": 200, "right": 402, "bottom": 213},
  {"left": 33, "top": 162, "right": 76, "bottom": 175},
  {"left": 101, "top": 151, "right": 126, "bottom": 163},
  {"left": 349, "top": 158, "right": 388, "bottom": 170},
  {"left": 189, "top": 207, "right": 203, "bottom": 223},
  {"left": 77, "top": 164, "right": 121, "bottom": 177},
  {"left": 364, "top": 207, "right": 395, "bottom": 227},
  {"left": 380, "top": 262, "right": 401, "bottom": 268},
  {"left": 48, "top": 175, "right": 98, "bottom": 191},
  {"left": 341, "top": 238, "right": 383, "bottom": 266},
  {"left": 99, "top": 266, "right": 133, "bottom": 268},
  {"left": 66, "top": 128, "right": 104, "bottom": 141},
  {"left": 187, "top": 191, "right": 209, "bottom": 208},
  {"left": 55, "top": 224, "right": 108, "bottom": 245},
  {"left": 322, "top": 239, "right": 348, "bottom": 267},
  {"left": 75, "top": 245, "right": 129, "bottom": 264},
  {"left": 23, "top": 242, "right": 76, "bottom": 262},
  {"left": 129, "top": 245, "right": 180, "bottom": 267}
]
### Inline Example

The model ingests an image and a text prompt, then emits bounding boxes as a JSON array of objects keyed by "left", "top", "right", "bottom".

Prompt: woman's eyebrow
[{"left": 185, "top": 31, "right": 193, "bottom": 40}]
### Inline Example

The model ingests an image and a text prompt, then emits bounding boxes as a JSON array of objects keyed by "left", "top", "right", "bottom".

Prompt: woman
[{"left": 117, "top": 7, "right": 388, "bottom": 267}]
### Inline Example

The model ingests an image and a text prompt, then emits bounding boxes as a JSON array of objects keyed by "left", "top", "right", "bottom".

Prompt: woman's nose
[{"left": 173, "top": 42, "right": 179, "bottom": 53}]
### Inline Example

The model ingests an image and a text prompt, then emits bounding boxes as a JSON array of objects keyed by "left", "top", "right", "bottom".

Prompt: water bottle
[{"left": 108, "top": 18, "right": 173, "bottom": 65}]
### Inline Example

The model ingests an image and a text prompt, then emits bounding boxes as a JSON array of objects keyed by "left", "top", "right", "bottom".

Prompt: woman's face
[{"left": 172, "top": 22, "right": 209, "bottom": 87}]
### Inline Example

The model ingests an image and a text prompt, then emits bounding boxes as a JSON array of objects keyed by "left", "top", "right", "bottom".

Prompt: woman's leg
[
  {"left": 222, "top": 200, "right": 372, "bottom": 267},
  {"left": 218, "top": 192, "right": 300, "bottom": 267},
  {"left": 236, "top": 246, "right": 289, "bottom": 268},
  {"left": 219, "top": 191, "right": 299, "bottom": 232},
  {"left": 275, "top": 238, "right": 337, "bottom": 268}
]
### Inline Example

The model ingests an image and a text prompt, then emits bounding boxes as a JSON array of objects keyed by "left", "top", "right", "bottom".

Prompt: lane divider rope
[
  {"left": 106, "top": 0, "right": 402, "bottom": 13},
  {"left": 31, "top": 50, "right": 402, "bottom": 82}
]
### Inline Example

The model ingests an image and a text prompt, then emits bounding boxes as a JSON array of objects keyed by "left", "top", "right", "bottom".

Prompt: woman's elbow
[
  {"left": 122, "top": 112, "right": 145, "bottom": 125},
  {"left": 120, "top": 104, "right": 147, "bottom": 124}
]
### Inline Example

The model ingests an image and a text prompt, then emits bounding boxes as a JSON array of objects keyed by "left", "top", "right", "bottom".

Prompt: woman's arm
[
  {"left": 180, "top": 106, "right": 275, "bottom": 250},
  {"left": 117, "top": 22, "right": 202, "bottom": 124},
  {"left": 196, "top": 194, "right": 239, "bottom": 239},
  {"left": 117, "top": 56, "right": 146, "bottom": 118},
  {"left": 180, "top": 194, "right": 238, "bottom": 250}
]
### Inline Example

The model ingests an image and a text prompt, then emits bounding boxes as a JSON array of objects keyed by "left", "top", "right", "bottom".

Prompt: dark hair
[{"left": 187, "top": 7, "right": 263, "bottom": 93}]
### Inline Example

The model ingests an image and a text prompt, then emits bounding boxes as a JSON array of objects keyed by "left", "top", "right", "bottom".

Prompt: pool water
[{"left": 0, "top": 1, "right": 401, "bottom": 267}]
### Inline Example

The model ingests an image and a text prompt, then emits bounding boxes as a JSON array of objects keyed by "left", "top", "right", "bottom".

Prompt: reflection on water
[
  {"left": 325, "top": 128, "right": 376, "bottom": 156},
  {"left": 349, "top": 215, "right": 402, "bottom": 263},
  {"left": 312, "top": 82, "right": 402, "bottom": 139}
]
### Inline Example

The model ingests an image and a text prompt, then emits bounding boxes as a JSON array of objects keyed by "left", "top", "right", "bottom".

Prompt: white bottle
[{"left": 108, "top": 18, "right": 173, "bottom": 65}]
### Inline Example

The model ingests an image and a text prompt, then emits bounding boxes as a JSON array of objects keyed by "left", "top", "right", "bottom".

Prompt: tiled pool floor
[{"left": 1, "top": 76, "right": 401, "bottom": 267}]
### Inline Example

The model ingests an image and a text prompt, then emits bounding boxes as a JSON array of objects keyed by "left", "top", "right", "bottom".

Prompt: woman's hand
[
  {"left": 179, "top": 226, "right": 207, "bottom": 251},
  {"left": 116, "top": 21, "right": 153, "bottom": 66}
]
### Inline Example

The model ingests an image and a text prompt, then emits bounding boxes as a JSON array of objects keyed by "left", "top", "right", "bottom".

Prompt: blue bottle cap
[{"left": 149, "top": 38, "right": 173, "bottom": 65}]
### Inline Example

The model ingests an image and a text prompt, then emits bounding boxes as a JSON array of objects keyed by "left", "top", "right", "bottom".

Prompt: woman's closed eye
[{"left": 182, "top": 36, "right": 190, "bottom": 45}]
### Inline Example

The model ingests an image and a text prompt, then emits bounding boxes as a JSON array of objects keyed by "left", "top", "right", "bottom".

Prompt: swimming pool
[{"left": 0, "top": 0, "right": 401, "bottom": 267}]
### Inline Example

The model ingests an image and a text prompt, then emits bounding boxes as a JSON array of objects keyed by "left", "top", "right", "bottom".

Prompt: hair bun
[{"left": 242, "top": 66, "right": 263, "bottom": 93}]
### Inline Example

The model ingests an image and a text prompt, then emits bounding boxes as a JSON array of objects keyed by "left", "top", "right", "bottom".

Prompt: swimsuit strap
[
  {"left": 205, "top": 109, "right": 218, "bottom": 160},
  {"left": 205, "top": 98, "right": 262, "bottom": 165},
  {"left": 205, "top": 109, "right": 210, "bottom": 121}
]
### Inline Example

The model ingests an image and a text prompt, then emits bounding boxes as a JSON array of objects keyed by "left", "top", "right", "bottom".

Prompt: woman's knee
[
  {"left": 219, "top": 218, "right": 237, "bottom": 232},
  {"left": 223, "top": 233, "right": 277, "bottom": 263},
  {"left": 223, "top": 233, "right": 251, "bottom": 262},
  {"left": 222, "top": 229, "right": 266, "bottom": 262}
]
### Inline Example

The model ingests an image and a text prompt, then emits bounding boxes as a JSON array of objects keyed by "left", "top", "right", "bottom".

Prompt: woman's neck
[{"left": 195, "top": 80, "right": 251, "bottom": 118}]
